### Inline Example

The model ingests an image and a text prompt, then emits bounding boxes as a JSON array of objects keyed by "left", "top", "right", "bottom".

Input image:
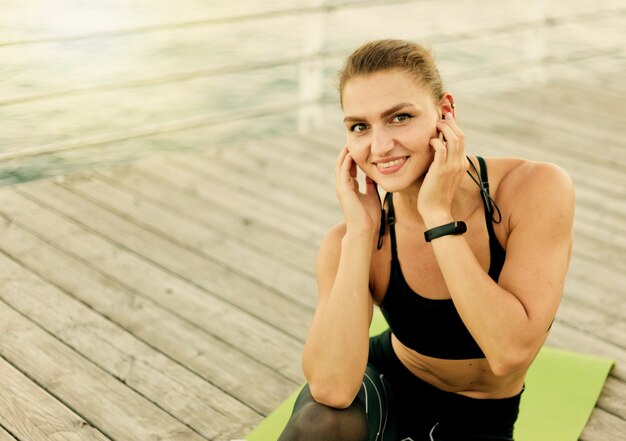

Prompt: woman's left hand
[{"left": 417, "top": 112, "right": 469, "bottom": 226}]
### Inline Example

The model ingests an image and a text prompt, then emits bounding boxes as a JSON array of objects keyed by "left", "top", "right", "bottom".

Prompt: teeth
[{"left": 376, "top": 158, "right": 406, "bottom": 169}]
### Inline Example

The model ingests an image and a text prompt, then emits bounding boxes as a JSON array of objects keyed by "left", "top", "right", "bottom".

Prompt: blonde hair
[{"left": 338, "top": 39, "right": 445, "bottom": 105}]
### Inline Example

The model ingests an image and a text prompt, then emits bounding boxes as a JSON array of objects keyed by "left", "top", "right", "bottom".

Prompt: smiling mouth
[{"left": 375, "top": 156, "right": 409, "bottom": 170}]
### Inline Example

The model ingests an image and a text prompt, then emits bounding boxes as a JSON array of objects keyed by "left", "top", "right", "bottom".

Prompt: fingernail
[{"left": 446, "top": 112, "right": 453, "bottom": 119}]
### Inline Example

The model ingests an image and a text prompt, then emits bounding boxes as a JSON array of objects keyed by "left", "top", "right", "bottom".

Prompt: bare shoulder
[{"left": 490, "top": 157, "right": 575, "bottom": 231}]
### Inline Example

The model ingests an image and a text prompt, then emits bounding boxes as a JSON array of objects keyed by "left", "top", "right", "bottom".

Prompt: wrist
[
  {"left": 424, "top": 221, "right": 467, "bottom": 242},
  {"left": 422, "top": 211, "right": 454, "bottom": 229},
  {"left": 342, "top": 229, "right": 377, "bottom": 251}
]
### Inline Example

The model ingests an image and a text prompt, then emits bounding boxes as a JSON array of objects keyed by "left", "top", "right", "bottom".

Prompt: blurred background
[{"left": 1, "top": 0, "right": 624, "bottom": 186}]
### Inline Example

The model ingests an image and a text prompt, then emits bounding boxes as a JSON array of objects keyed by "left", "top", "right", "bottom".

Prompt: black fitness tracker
[{"left": 424, "top": 221, "right": 467, "bottom": 242}]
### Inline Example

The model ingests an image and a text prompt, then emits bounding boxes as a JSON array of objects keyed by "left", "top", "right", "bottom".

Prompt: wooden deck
[{"left": 0, "top": 71, "right": 624, "bottom": 440}]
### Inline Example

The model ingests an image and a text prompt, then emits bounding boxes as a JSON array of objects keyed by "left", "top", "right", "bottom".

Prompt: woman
[{"left": 278, "top": 39, "right": 574, "bottom": 441}]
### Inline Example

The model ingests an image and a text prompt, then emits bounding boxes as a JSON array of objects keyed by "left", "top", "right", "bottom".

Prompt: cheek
[
  {"left": 346, "top": 136, "right": 367, "bottom": 160},
  {"left": 346, "top": 137, "right": 371, "bottom": 172},
  {"left": 398, "top": 124, "right": 436, "bottom": 150}
]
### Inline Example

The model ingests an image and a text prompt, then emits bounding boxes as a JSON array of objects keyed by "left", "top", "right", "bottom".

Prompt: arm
[
  {"left": 301, "top": 145, "right": 380, "bottom": 408},
  {"left": 302, "top": 224, "right": 374, "bottom": 408},
  {"left": 426, "top": 162, "right": 574, "bottom": 376}
]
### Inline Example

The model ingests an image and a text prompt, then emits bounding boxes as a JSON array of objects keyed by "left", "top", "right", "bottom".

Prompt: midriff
[{"left": 391, "top": 333, "right": 526, "bottom": 399}]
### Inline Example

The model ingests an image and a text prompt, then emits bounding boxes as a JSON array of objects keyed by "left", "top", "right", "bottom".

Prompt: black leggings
[{"left": 278, "top": 329, "right": 523, "bottom": 441}]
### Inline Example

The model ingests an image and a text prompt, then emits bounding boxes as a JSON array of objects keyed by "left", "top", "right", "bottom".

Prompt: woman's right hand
[{"left": 334, "top": 146, "right": 382, "bottom": 237}]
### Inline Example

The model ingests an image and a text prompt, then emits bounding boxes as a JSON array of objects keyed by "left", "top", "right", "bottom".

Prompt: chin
[
  {"left": 373, "top": 176, "right": 416, "bottom": 194},
  {"left": 370, "top": 168, "right": 425, "bottom": 194}
]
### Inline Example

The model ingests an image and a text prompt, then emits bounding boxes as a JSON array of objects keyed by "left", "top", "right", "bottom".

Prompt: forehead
[{"left": 342, "top": 69, "right": 434, "bottom": 115}]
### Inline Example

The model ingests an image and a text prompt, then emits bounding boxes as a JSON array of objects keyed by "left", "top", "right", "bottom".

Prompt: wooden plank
[
  {"left": 568, "top": 254, "right": 626, "bottom": 303},
  {"left": 96, "top": 165, "right": 318, "bottom": 274},
  {"left": 0, "top": 193, "right": 299, "bottom": 415},
  {"left": 557, "top": 297, "right": 625, "bottom": 351},
  {"left": 548, "top": 322, "right": 625, "bottom": 381},
  {"left": 572, "top": 231, "right": 626, "bottom": 274},
  {"left": 0, "top": 302, "right": 208, "bottom": 441},
  {"left": 0, "top": 426, "right": 16, "bottom": 441},
  {"left": 202, "top": 141, "right": 339, "bottom": 204},
  {"left": 597, "top": 377, "right": 626, "bottom": 420},
  {"left": 0, "top": 246, "right": 261, "bottom": 440},
  {"left": 173, "top": 151, "right": 338, "bottom": 223},
  {"left": 60, "top": 175, "right": 318, "bottom": 309},
  {"left": 0, "top": 186, "right": 306, "bottom": 378},
  {"left": 460, "top": 107, "right": 626, "bottom": 187},
  {"left": 581, "top": 407, "right": 626, "bottom": 441},
  {"left": 15, "top": 181, "right": 313, "bottom": 340},
  {"left": 564, "top": 271, "right": 626, "bottom": 320},
  {"left": 134, "top": 157, "right": 326, "bottom": 244},
  {"left": 0, "top": 355, "right": 108, "bottom": 441}
]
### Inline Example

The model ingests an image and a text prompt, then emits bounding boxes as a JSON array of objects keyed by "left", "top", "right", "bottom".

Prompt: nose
[{"left": 371, "top": 125, "right": 395, "bottom": 157}]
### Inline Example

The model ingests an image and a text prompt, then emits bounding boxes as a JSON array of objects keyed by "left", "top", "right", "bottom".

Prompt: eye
[
  {"left": 350, "top": 123, "right": 367, "bottom": 133},
  {"left": 392, "top": 113, "right": 413, "bottom": 123}
]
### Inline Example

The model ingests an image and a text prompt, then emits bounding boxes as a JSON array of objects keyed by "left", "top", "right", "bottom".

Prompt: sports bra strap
[
  {"left": 477, "top": 156, "right": 498, "bottom": 239},
  {"left": 385, "top": 192, "right": 399, "bottom": 263}
]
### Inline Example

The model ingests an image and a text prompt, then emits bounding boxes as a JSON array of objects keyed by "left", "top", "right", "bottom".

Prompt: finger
[
  {"left": 436, "top": 121, "right": 464, "bottom": 165},
  {"left": 340, "top": 153, "right": 360, "bottom": 192},
  {"left": 430, "top": 136, "right": 447, "bottom": 165},
  {"left": 340, "top": 150, "right": 353, "bottom": 181},
  {"left": 441, "top": 112, "right": 466, "bottom": 149},
  {"left": 349, "top": 154, "right": 357, "bottom": 179},
  {"left": 436, "top": 121, "right": 456, "bottom": 144},
  {"left": 335, "top": 146, "right": 349, "bottom": 180},
  {"left": 365, "top": 175, "right": 378, "bottom": 196}
]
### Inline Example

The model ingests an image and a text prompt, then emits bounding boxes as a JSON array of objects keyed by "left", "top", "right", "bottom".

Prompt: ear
[{"left": 438, "top": 92, "right": 456, "bottom": 118}]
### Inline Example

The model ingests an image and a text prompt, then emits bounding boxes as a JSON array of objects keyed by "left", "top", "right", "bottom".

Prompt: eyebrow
[{"left": 343, "top": 102, "right": 417, "bottom": 123}]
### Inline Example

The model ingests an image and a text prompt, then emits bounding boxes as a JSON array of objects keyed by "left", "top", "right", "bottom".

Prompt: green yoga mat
[{"left": 247, "top": 310, "right": 613, "bottom": 441}]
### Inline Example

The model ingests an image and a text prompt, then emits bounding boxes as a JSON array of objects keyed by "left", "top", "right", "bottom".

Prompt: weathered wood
[
  {"left": 0, "top": 185, "right": 308, "bottom": 373},
  {"left": 60, "top": 175, "right": 318, "bottom": 309},
  {"left": 133, "top": 157, "right": 326, "bottom": 244},
  {"left": 0, "top": 302, "right": 208, "bottom": 441},
  {"left": 0, "top": 356, "right": 109, "bottom": 441},
  {"left": 547, "top": 322, "right": 625, "bottom": 381},
  {"left": 0, "top": 425, "right": 17, "bottom": 441},
  {"left": 0, "top": 193, "right": 300, "bottom": 415},
  {"left": 557, "top": 297, "right": 626, "bottom": 351},
  {"left": 0, "top": 241, "right": 261, "bottom": 440},
  {"left": 15, "top": 180, "right": 313, "bottom": 340},
  {"left": 597, "top": 376, "right": 626, "bottom": 420},
  {"left": 581, "top": 407, "right": 626, "bottom": 441},
  {"left": 96, "top": 165, "right": 318, "bottom": 273},
  {"left": 174, "top": 151, "right": 339, "bottom": 223}
]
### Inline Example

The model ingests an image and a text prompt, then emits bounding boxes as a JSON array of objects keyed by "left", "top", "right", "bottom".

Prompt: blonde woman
[{"left": 278, "top": 39, "right": 574, "bottom": 441}]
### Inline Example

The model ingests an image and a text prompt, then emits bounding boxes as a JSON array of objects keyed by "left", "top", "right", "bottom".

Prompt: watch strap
[{"left": 424, "top": 221, "right": 467, "bottom": 242}]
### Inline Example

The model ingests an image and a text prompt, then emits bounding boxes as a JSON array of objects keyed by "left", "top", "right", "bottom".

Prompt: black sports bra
[{"left": 379, "top": 156, "right": 505, "bottom": 360}]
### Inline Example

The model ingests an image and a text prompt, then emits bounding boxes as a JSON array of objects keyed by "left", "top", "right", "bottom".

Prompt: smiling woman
[{"left": 277, "top": 38, "right": 574, "bottom": 441}]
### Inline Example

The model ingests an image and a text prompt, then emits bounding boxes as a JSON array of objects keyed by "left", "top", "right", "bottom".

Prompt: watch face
[{"left": 456, "top": 221, "right": 468, "bottom": 234}]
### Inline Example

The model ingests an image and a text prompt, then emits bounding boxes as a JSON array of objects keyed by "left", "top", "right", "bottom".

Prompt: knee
[{"left": 287, "top": 400, "right": 368, "bottom": 441}]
